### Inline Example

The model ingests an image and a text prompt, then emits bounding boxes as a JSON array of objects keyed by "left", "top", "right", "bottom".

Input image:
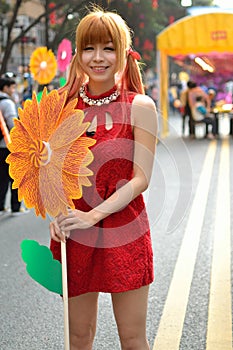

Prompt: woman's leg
[
  {"left": 111, "top": 285, "right": 150, "bottom": 350},
  {"left": 68, "top": 292, "right": 99, "bottom": 350}
]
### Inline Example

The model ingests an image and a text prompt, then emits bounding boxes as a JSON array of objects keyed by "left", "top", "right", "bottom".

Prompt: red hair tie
[{"left": 128, "top": 48, "right": 141, "bottom": 61}]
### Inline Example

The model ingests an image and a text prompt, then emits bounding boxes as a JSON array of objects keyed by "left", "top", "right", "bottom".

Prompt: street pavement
[{"left": 0, "top": 112, "right": 232, "bottom": 349}]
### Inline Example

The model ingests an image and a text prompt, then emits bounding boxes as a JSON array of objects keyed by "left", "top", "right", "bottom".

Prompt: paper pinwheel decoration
[
  {"left": 6, "top": 88, "right": 96, "bottom": 218},
  {"left": 57, "top": 39, "right": 72, "bottom": 72},
  {"left": 6, "top": 87, "right": 96, "bottom": 349},
  {"left": 30, "top": 47, "right": 57, "bottom": 85}
]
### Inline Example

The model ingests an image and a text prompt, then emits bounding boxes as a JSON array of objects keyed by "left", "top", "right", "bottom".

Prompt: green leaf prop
[
  {"left": 59, "top": 77, "right": 67, "bottom": 87},
  {"left": 37, "top": 90, "right": 43, "bottom": 102},
  {"left": 21, "top": 239, "right": 62, "bottom": 295}
]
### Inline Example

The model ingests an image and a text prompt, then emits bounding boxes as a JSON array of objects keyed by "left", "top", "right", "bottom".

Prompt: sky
[{"left": 213, "top": 0, "right": 233, "bottom": 7}]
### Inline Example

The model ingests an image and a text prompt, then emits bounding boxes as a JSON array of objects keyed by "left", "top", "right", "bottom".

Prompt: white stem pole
[{"left": 61, "top": 240, "right": 70, "bottom": 350}]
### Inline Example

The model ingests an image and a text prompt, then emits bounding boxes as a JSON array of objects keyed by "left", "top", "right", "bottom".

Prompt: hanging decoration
[
  {"left": 57, "top": 39, "right": 72, "bottom": 73},
  {"left": 169, "top": 16, "right": 175, "bottom": 24},
  {"left": 143, "top": 39, "right": 154, "bottom": 51},
  {"left": 49, "top": 2, "right": 56, "bottom": 26},
  {"left": 29, "top": 47, "right": 57, "bottom": 85},
  {"left": 127, "top": 0, "right": 133, "bottom": 9},
  {"left": 134, "top": 36, "right": 140, "bottom": 48},
  {"left": 139, "top": 21, "right": 145, "bottom": 29},
  {"left": 152, "top": 0, "right": 158, "bottom": 9}
]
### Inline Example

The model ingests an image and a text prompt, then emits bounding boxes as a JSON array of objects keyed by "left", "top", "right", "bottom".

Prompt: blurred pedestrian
[
  {"left": 0, "top": 77, "right": 29, "bottom": 216},
  {"left": 192, "top": 95, "right": 216, "bottom": 138},
  {"left": 180, "top": 80, "right": 210, "bottom": 136},
  {"left": 208, "top": 88, "right": 216, "bottom": 109}
]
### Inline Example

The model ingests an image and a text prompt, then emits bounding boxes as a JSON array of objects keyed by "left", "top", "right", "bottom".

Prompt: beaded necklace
[{"left": 79, "top": 85, "right": 120, "bottom": 106}]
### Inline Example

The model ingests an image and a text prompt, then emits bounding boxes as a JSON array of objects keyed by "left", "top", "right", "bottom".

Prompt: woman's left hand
[{"left": 56, "top": 208, "right": 97, "bottom": 232}]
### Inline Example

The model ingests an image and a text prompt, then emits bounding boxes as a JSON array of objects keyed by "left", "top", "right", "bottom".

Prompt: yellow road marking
[
  {"left": 206, "top": 139, "right": 232, "bottom": 350},
  {"left": 153, "top": 141, "right": 217, "bottom": 350}
]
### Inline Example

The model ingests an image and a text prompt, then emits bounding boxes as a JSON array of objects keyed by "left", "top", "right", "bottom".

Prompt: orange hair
[{"left": 60, "top": 7, "right": 145, "bottom": 99}]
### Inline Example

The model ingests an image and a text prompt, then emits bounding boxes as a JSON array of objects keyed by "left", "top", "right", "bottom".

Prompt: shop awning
[{"left": 156, "top": 12, "right": 233, "bottom": 136}]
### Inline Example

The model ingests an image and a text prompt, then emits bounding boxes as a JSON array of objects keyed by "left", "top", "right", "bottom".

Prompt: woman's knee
[
  {"left": 119, "top": 332, "right": 149, "bottom": 350},
  {"left": 68, "top": 293, "right": 99, "bottom": 349},
  {"left": 70, "top": 322, "right": 96, "bottom": 350}
]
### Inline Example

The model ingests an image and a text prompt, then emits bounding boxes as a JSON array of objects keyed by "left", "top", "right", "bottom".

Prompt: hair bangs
[{"left": 79, "top": 17, "right": 114, "bottom": 49}]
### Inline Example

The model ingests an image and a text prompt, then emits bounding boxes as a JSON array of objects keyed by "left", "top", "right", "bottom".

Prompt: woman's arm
[
  {"left": 91, "top": 94, "right": 157, "bottom": 221},
  {"left": 52, "top": 95, "right": 157, "bottom": 240}
]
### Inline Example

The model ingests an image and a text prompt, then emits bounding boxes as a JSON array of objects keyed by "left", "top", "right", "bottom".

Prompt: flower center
[
  {"left": 29, "top": 140, "right": 52, "bottom": 168},
  {"left": 61, "top": 51, "right": 67, "bottom": 60},
  {"left": 40, "top": 61, "right": 48, "bottom": 70}
]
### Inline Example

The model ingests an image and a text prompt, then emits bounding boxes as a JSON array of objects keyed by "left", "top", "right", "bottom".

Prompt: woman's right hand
[{"left": 49, "top": 219, "right": 70, "bottom": 243}]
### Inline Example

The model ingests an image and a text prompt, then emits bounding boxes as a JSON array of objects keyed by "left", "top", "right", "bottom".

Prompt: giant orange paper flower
[
  {"left": 6, "top": 88, "right": 96, "bottom": 218},
  {"left": 30, "top": 47, "right": 57, "bottom": 85}
]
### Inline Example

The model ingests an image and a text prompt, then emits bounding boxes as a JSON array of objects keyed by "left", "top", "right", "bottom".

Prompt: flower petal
[
  {"left": 18, "top": 93, "right": 40, "bottom": 140},
  {"left": 77, "top": 176, "right": 92, "bottom": 187},
  {"left": 57, "top": 98, "right": 78, "bottom": 125},
  {"left": 62, "top": 171, "right": 83, "bottom": 199},
  {"left": 17, "top": 165, "right": 46, "bottom": 218},
  {"left": 8, "top": 119, "right": 32, "bottom": 153},
  {"left": 49, "top": 113, "right": 90, "bottom": 149},
  {"left": 39, "top": 89, "right": 67, "bottom": 141},
  {"left": 61, "top": 141, "right": 95, "bottom": 176},
  {"left": 39, "top": 166, "right": 73, "bottom": 217},
  {"left": 6, "top": 152, "right": 32, "bottom": 188}
]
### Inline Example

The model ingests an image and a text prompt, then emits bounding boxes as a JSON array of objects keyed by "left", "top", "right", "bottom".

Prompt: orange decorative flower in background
[
  {"left": 30, "top": 47, "right": 57, "bottom": 85},
  {"left": 6, "top": 88, "right": 96, "bottom": 218}
]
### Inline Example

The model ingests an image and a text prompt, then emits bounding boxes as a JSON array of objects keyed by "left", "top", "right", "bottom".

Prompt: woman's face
[{"left": 81, "top": 40, "right": 117, "bottom": 87}]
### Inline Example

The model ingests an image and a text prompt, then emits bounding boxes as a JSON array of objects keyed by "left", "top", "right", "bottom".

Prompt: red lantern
[
  {"left": 128, "top": 0, "right": 133, "bottom": 8},
  {"left": 152, "top": 0, "right": 158, "bottom": 9},
  {"left": 134, "top": 36, "right": 140, "bottom": 47},
  {"left": 143, "top": 39, "right": 154, "bottom": 51},
  {"left": 169, "top": 16, "right": 175, "bottom": 24},
  {"left": 49, "top": 2, "right": 56, "bottom": 26}
]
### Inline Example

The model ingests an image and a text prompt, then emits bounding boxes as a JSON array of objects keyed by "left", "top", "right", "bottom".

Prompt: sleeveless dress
[{"left": 50, "top": 86, "right": 154, "bottom": 297}]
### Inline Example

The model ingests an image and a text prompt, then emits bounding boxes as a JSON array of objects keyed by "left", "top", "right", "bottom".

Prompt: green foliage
[
  {"left": 0, "top": 0, "right": 216, "bottom": 74},
  {"left": 104, "top": 0, "right": 186, "bottom": 68},
  {"left": 103, "top": 0, "right": 214, "bottom": 68},
  {"left": 0, "top": 0, "right": 10, "bottom": 13},
  {"left": 192, "top": 0, "right": 214, "bottom": 5}
]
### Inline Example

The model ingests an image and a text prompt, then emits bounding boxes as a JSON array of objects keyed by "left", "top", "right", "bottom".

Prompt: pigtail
[
  {"left": 121, "top": 54, "right": 145, "bottom": 95},
  {"left": 58, "top": 54, "right": 86, "bottom": 101}
]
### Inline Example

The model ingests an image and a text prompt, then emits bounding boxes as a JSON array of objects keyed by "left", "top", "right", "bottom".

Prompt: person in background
[
  {"left": 180, "top": 80, "right": 210, "bottom": 136},
  {"left": 49, "top": 7, "right": 157, "bottom": 350},
  {"left": 207, "top": 88, "right": 216, "bottom": 109},
  {"left": 192, "top": 95, "right": 216, "bottom": 138},
  {"left": 0, "top": 77, "right": 29, "bottom": 216}
]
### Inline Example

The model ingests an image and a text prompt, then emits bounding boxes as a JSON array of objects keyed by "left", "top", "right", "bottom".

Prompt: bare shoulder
[
  {"left": 131, "top": 94, "right": 158, "bottom": 135},
  {"left": 132, "top": 94, "right": 156, "bottom": 111}
]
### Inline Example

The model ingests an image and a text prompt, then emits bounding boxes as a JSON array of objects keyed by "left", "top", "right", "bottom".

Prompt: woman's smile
[
  {"left": 81, "top": 42, "right": 117, "bottom": 89},
  {"left": 91, "top": 66, "right": 109, "bottom": 73}
]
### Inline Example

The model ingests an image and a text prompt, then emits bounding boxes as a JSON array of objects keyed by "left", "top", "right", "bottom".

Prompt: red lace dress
[{"left": 50, "top": 86, "right": 154, "bottom": 297}]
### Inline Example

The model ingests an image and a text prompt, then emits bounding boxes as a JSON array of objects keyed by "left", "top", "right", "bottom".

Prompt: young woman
[{"left": 50, "top": 7, "right": 157, "bottom": 350}]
